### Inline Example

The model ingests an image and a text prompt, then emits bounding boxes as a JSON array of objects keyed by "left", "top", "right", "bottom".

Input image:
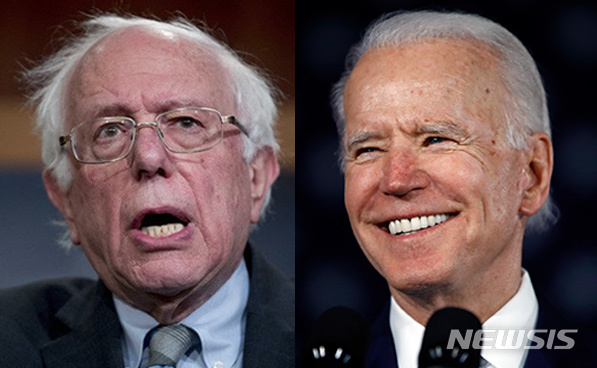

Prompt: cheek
[
  {"left": 344, "top": 172, "right": 358, "bottom": 214},
  {"left": 69, "top": 179, "right": 107, "bottom": 219},
  {"left": 212, "top": 150, "right": 250, "bottom": 202},
  {"left": 473, "top": 147, "right": 523, "bottom": 194},
  {"left": 344, "top": 166, "right": 378, "bottom": 217},
  {"left": 79, "top": 162, "right": 128, "bottom": 184},
  {"left": 210, "top": 161, "right": 253, "bottom": 250},
  {"left": 70, "top": 167, "right": 129, "bottom": 227},
  {"left": 430, "top": 150, "right": 524, "bottom": 223},
  {"left": 69, "top": 166, "right": 127, "bottom": 235},
  {"left": 183, "top": 151, "right": 252, "bottom": 230},
  {"left": 487, "top": 154, "right": 526, "bottom": 214},
  {"left": 427, "top": 153, "right": 487, "bottom": 199}
]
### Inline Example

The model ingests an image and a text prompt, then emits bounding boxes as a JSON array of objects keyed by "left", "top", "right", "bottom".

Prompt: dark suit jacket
[
  {"left": 365, "top": 293, "right": 596, "bottom": 368},
  {"left": 0, "top": 245, "right": 294, "bottom": 368}
]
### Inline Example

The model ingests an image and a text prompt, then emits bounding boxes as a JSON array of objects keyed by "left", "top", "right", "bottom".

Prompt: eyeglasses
[{"left": 59, "top": 107, "right": 249, "bottom": 164}]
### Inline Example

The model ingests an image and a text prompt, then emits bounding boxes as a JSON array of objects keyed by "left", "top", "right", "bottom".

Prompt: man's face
[
  {"left": 48, "top": 29, "right": 276, "bottom": 308},
  {"left": 343, "top": 39, "right": 532, "bottom": 295}
]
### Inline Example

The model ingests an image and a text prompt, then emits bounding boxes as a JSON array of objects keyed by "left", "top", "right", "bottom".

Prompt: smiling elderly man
[
  {"left": 329, "top": 11, "right": 594, "bottom": 368},
  {"left": 0, "top": 14, "right": 293, "bottom": 368}
]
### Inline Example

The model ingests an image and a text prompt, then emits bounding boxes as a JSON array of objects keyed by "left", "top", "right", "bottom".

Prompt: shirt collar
[
  {"left": 389, "top": 294, "right": 425, "bottom": 368},
  {"left": 113, "top": 258, "right": 250, "bottom": 368},
  {"left": 389, "top": 269, "right": 538, "bottom": 368},
  {"left": 481, "top": 269, "right": 538, "bottom": 368}
]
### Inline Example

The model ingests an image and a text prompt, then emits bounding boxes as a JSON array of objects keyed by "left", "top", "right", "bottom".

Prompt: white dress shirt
[
  {"left": 114, "top": 259, "right": 250, "bottom": 368},
  {"left": 389, "top": 270, "right": 539, "bottom": 368}
]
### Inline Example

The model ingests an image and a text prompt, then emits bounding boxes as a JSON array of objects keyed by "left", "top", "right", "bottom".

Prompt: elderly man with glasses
[{"left": 0, "top": 14, "right": 293, "bottom": 368}]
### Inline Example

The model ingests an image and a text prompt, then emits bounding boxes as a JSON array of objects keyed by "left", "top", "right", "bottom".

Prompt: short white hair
[
  {"left": 331, "top": 10, "right": 557, "bottom": 232},
  {"left": 25, "top": 14, "right": 281, "bottom": 246}
]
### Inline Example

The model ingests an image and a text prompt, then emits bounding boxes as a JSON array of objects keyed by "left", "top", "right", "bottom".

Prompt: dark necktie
[
  {"left": 144, "top": 324, "right": 201, "bottom": 368},
  {"left": 480, "top": 356, "right": 495, "bottom": 368}
]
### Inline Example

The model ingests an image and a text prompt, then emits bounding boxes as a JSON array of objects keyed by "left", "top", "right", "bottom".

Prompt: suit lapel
[
  {"left": 41, "top": 281, "right": 124, "bottom": 368},
  {"left": 366, "top": 302, "right": 399, "bottom": 368},
  {"left": 38, "top": 247, "right": 295, "bottom": 368},
  {"left": 523, "top": 291, "right": 595, "bottom": 367},
  {"left": 242, "top": 246, "right": 294, "bottom": 368}
]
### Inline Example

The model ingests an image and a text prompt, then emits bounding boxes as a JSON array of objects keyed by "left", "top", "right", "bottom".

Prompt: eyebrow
[
  {"left": 346, "top": 131, "right": 385, "bottom": 150},
  {"left": 345, "top": 120, "right": 469, "bottom": 150},
  {"left": 413, "top": 121, "right": 469, "bottom": 138}
]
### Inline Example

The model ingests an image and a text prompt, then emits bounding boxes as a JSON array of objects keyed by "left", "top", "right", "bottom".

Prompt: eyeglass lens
[{"left": 71, "top": 108, "right": 225, "bottom": 163}]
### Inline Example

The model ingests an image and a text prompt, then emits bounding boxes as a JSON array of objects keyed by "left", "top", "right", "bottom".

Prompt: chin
[
  {"left": 126, "top": 263, "right": 201, "bottom": 294},
  {"left": 384, "top": 260, "right": 454, "bottom": 295},
  {"left": 390, "top": 278, "right": 447, "bottom": 297},
  {"left": 138, "top": 276, "right": 199, "bottom": 297}
]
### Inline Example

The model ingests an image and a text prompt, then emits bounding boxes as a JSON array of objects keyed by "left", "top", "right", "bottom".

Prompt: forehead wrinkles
[
  {"left": 66, "top": 29, "right": 234, "bottom": 122},
  {"left": 345, "top": 39, "right": 508, "bottom": 139},
  {"left": 349, "top": 38, "right": 503, "bottom": 94}
]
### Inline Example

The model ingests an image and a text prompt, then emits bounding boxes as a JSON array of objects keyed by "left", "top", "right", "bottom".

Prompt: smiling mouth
[
  {"left": 386, "top": 213, "right": 454, "bottom": 236},
  {"left": 139, "top": 213, "right": 188, "bottom": 238}
]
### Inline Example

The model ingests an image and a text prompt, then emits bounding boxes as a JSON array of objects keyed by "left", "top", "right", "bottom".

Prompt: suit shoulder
[
  {"left": 531, "top": 290, "right": 597, "bottom": 367},
  {"left": 0, "top": 278, "right": 98, "bottom": 365},
  {"left": 0, "top": 278, "right": 97, "bottom": 322},
  {"left": 247, "top": 246, "right": 294, "bottom": 318},
  {"left": 243, "top": 246, "right": 295, "bottom": 367}
]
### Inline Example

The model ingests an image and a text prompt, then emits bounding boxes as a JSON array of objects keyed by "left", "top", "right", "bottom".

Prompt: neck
[
  {"left": 144, "top": 287, "right": 218, "bottom": 324},
  {"left": 114, "top": 258, "right": 241, "bottom": 324},
  {"left": 390, "top": 247, "right": 523, "bottom": 326}
]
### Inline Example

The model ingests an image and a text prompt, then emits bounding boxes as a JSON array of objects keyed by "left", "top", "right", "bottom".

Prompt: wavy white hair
[
  {"left": 330, "top": 11, "right": 558, "bottom": 232},
  {"left": 25, "top": 14, "right": 280, "bottom": 246}
]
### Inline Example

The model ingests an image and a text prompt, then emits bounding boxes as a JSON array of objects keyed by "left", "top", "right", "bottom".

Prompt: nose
[
  {"left": 130, "top": 123, "right": 174, "bottom": 180},
  {"left": 380, "top": 145, "right": 429, "bottom": 197}
]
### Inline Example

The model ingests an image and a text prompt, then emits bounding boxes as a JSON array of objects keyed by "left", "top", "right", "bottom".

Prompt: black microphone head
[
  {"left": 418, "top": 307, "right": 482, "bottom": 368},
  {"left": 304, "top": 306, "right": 371, "bottom": 368}
]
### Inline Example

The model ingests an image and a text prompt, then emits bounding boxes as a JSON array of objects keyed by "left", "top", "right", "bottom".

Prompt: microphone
[
  {"left": 418, "top": 307, "right": 482, "bottom": 368},
  {"left": 304, "top": 306, "right": 371, "bottom": 368}
]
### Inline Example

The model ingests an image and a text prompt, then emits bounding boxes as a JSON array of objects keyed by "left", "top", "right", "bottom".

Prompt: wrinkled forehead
[
  {"left": 344, "top": 38, "right": 509, "bottom": 134},
  {"left": 90, "top": 26, "right": 219, "bottom": 62},
  {"left": 349, "top": 37, "right": 504, "bottom": 96},
  {"left": 66, "top": 26, "right": 234, "bottom": 119}
]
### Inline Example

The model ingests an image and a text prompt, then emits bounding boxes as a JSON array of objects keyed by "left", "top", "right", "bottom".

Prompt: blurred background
[
  {"left": 3, "top": 0, "right": 597, "bottom": 360},
  {"left": 296, "top": 0, "right": 597, "bottom": 358},
  {"left": 0, "top": 0, "right": 295, "bottom": 286}
]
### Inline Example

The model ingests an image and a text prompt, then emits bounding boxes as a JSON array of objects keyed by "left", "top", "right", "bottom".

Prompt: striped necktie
[{"left": 144, "top": 324, "right": 201, "bottom": 368}]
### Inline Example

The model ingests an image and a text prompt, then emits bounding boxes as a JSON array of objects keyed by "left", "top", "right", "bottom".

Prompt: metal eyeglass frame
[{"left": 58, "top": 106, "right": 250, "bottom": 164}]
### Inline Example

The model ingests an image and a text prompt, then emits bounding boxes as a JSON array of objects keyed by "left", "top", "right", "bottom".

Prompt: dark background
[{"left": 296, "top": 0, "right": 597, "bottom": 358}]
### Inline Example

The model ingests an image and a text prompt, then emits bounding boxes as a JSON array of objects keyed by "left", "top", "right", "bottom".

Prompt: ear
[
  {"left": 247, "top": 147, "right": 280, "bottom": 223},
  {"left": 520, "top": 132, "right": 553, "bottom": 216},
  {"left": 42, "top": 170, "right": 81, "bottom": 245}
]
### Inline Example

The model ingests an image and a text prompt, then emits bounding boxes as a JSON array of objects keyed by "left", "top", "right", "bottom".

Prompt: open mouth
[
  {"left": 385, "top": 213, "right": 455, "bottom": 236},
  {"left": 138, "top": 212, "right": 189, "bottom": 238}
]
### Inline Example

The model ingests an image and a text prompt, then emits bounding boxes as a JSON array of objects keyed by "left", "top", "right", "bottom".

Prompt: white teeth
[
  {"left": 428, "top": 215, "right": 436, "bottom": 227},
  {"left": 401, "top": 219, "right": 411, "bottom": 233},
  {"left": 388, "top": 214, "right": 450, "bottom": 235},
  {"left": 395, "top": 220, "right": 402, "bottom": 233},
  {"left": 420, "top": 216, "right": 428, "bottom": 228},
  {"left": 411, "top": 217, "right": 421, "bottom": 231},
  {"left": 389, "top": 221, "right": 397, "bottom": 235},
  {"left": 141, "top": 223, "right": 184, "bottom": 238}
]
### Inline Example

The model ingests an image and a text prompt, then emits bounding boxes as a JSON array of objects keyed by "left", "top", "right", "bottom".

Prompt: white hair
[
  {"left": 25, "top": 14, "right": 280, "bottom": 247},
  {"left": 330, "top": 10, "right": 558, "bottom": 232}
]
